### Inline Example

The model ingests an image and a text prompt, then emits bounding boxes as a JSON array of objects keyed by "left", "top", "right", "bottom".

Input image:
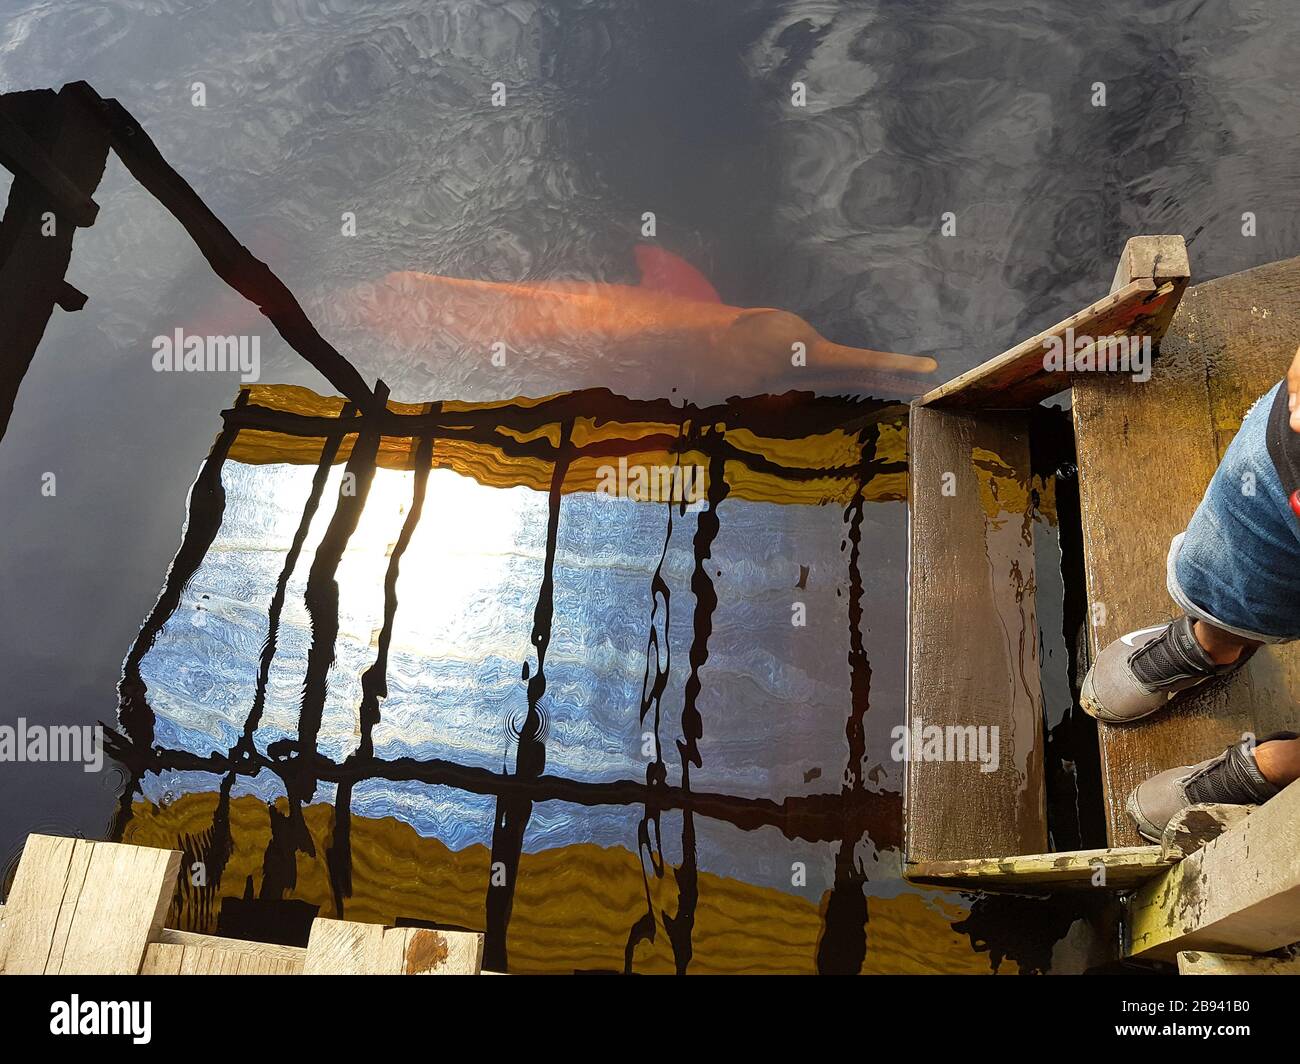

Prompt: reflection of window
[{"left": 112, "top": 384, "right": 906, "bottom": 970}]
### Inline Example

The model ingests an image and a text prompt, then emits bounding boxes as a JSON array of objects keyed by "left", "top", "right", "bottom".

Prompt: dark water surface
[{"left": 3, "top": 0, "right": 1300, "bottom": 972}]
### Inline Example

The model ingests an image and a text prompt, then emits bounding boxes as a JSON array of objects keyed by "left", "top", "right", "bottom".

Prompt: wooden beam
[
  {"left": 1128, "top": 779, "right": 1300, "bottom": 961},
  {"left": 906, "top": 845, "right": 1173, "bottom": 892},
  {"left": 0, "top": 834, "right": 180, "bottom": 974},
  {"left": 1177, "top": 950, "right": 1300, "bottom": 975},
  {"left": 903, "top": 803, "right": 1244, "bottom": 893},
  {"left": 919, "top": 235, "right": 1190, "bottom": 411},
  {"left": 905, "top": 404, "right": 1046, "bottom": 862}
]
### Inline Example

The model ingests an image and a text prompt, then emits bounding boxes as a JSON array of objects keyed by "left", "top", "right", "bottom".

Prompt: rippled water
[{"left": 3, "top": 0, "right": 1300, "bottom": 972}]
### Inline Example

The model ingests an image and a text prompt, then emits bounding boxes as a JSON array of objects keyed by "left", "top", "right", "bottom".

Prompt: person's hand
[{"left": 1289, "top": 343, "right": 1300, "bottom": 432}]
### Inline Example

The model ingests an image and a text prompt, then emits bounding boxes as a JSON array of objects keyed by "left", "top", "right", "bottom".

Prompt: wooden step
[
  {"left": 904, "top": 802, "right": 1242, "bottom": 894},
  {"left": 919, "top": 247, "right": 1187, "bottom": 410},
  {"left": 906, "top": 845, "right": 1173, "bottom": 892}
]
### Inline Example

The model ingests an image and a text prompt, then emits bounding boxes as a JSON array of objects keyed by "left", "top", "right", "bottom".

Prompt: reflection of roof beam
[
  {"left": 219, "top": 389, "right": 909, "bottom": 504},
  {"left": 102, "top": 728, "right": 903, "bottom": 850},
  {"left": 224, "top": 384, "right": 905, "bottom": 438},
  {"left": 0, "top": 86, "right": 110, "bottom": 442},
  {"left": 0, "top": 81, "right": 381, "bottom": 443},
  {"left": 0, "top": 106, "right": 100, "bottom": 226},
  {"left": 63, "top": 82, "right": 379, "bottom": 412}
]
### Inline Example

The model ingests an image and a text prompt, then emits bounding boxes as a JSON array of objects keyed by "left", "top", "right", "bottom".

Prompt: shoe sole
[{"left": 1125, "top": 788, "right": 1165, "bottom": 844}]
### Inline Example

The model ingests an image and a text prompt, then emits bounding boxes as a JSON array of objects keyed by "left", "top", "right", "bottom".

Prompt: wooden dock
[
  {"left": 904, "top": 235, "right": 1300, "bottom": 967},
  {"left": 0, "top": 834, "right": 491, "bottom": 975}
]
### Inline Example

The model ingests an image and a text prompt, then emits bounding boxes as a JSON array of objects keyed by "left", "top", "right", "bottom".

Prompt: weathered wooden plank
[
  {"left": 1178, "top": 950, "right": 1300, "bottom": 975},
  {"left": 0, "top": 834, "right": 77, "bottom": 973},
  {"left": 303, "top": 917, "right": 386, "bottom": 975},
  {"left": 43, "top": 836, "right": 95, "bottom": 973},
  {"left": 147, "top": 928, "right": 306, "bottom": 975},
  {"left": 51, "top": 841, "right": 180, "bottom": 975},
  {"left": 906, "top": 845, "right": 1173, "bottom": 892},
  {"left": 378, "top": 926, "right": 485, "bottom": 975},
  {"left": 1073, "top": 298, "right": 1233, "bottom": 846},
  {"left": 1128, "top": 779, "right": 1300, "bottom": 960},
  {"left": 904, "top": 803, "right": 1242, "bottom": 891},
  {"left": 0, "top": 835, "right": 180, "bottom": 974},
  {"left": 303, "top": 918, "right": 484, "bottom": 975},
  {"left": 156, "top": 927, "right": 305, "bottom": 962},
  {"left": 920, "top": 235, "right": 1189, "bottom": 411},
  {"left": 906, "top": 404, "right": 1046, "bottom": 862},
  {"left": 918, "top": 279, "right": 1170, "bottom": 409},
  {"left": 1159, "top": 803, "right": 1252, "bottom": 860},
  {"left": 139, "top": 942, "right": 185, "bottom": 975},
  {"left": 1074, "top": 257, "right": 1300, "bottom": 846}
]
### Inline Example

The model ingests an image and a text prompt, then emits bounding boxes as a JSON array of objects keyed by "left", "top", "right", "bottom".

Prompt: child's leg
[{"left": 1255, "top": 735, "right": 1300, "bottom": 787}]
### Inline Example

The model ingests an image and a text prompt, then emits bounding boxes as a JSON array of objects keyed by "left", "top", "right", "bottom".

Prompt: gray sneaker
[
  {"left": 1080, "top": 615, "right": 1252, "bottom": 724},
  {"left": 1126, "top": 733, "right": 1293, "bottom": 842}
]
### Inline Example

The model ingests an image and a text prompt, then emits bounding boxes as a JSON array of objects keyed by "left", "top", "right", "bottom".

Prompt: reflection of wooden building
[
  {"left": 2, "top": 82, "right": 966, "bottom": 976},
  {"left": 906, "top": 235, "right": 1300, "bottom": 968},
  {"left": 102, "top": 377, "right": 910, "bottom": 974}
]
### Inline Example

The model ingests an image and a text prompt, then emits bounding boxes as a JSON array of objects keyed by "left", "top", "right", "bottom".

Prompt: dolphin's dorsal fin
[{"left": 634, "top": 244, "right": 721, "bottom": 303}]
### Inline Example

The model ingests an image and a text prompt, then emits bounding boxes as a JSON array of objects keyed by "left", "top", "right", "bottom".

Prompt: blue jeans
[{"left": 1169, "top": 381, "right": 1300, "bottom": 642}]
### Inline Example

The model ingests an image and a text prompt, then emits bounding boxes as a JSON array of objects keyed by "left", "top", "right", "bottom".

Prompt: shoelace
[{"left": 1130, "top": 617, "right": 1217, "bottom": 689}]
